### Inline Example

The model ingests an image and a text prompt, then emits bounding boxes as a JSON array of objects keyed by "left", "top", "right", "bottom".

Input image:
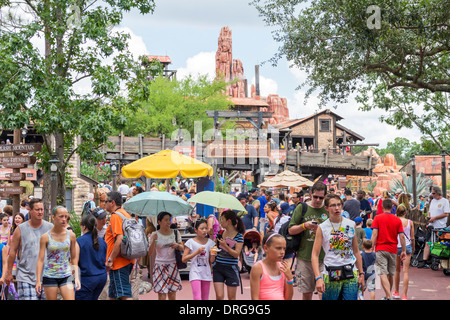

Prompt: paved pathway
[{"left": 138, "top": 263, "right": 450, "bottom": 300}]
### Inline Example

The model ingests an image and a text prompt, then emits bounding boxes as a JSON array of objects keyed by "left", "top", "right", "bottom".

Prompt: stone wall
[
  {"left": 317, "top": 114, "right": 334, "bottom": 149},
  {"left": 67, "top": 140, "right": 93, "bottom": 216}
]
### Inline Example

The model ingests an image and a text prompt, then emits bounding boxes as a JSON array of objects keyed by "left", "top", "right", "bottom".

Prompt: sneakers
[
  {"left": 392, "top": 291, "right": 401, "bottom": 299},
  {"left": 402, "top": 295, "right": 408, "bottom": 300},
  {"left": 381, "top": 297, "right": 392, "bottom": 300},
  {"left": 418, "top": 262, "right": 430, "bottom": 269}
]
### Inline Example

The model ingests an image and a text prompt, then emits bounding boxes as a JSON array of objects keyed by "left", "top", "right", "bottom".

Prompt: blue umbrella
[{"left": 123, "top": 191, "right": 193, "bottom": 217}]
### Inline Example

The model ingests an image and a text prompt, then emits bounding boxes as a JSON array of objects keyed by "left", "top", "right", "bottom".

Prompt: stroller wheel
[
  {"left": 410, "top": 258, "right": 419, "bottom": 268},
  {"left": 443, "top": 269, "right": 450, "bottom": 276},
  {"left": 431, "top": 259, "right": 440, "bottom": 271}
]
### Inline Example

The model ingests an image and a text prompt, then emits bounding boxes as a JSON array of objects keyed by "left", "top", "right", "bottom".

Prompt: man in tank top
[{"left": 4, "top": 198, "right": 53, "bottom": 300}]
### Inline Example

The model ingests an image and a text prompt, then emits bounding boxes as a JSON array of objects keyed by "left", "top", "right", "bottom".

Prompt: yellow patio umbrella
[{"left": 121, "top": 149, "right": 214, "bottom": 179}]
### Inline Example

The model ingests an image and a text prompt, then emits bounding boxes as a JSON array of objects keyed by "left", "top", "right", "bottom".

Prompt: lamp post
[
  {"left": 20, "top": 127, "right": 28, "bottom": 143},
  {"left": 411, "top": 154, "right": 417, "bottom": 207},
  {"left": 442, "top": 150, "right": 447, "bottom": 199},
  {"left": 49, "top": 153, "right": 60, "bottom": 217},
  {"left": 111, "top": 162, "right": 117, "bottom": 191}
]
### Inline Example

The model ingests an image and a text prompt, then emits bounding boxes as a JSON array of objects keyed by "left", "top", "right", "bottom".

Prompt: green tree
[
  {"left": 377, "top": 137, "right": 416, "bottom": 165},
  {"left": 251, "top": 0, "right": 449, "bottom": 151},
  {"left": 120, "top": 75, "right": 233, "bottom": 138},
  {"left": 0, "top": 0, "right": 155, "bottom": 214}
]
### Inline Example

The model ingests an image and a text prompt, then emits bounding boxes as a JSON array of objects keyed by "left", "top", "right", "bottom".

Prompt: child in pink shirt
[{"left": 250, "top": 232, "right": 293, "bottom": 300}]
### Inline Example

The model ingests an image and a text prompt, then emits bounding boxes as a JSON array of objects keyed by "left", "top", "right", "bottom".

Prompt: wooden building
[{"left": 274, "top": 109, "right": 364, "bottom": 152}]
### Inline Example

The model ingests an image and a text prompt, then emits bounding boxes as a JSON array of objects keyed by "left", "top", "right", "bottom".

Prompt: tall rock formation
[
  {"left": 215, "top": 27, "right": 233, "bottom": 95},
  {"left": 215, "top": 26, "right": 290, "bottom": 123}
]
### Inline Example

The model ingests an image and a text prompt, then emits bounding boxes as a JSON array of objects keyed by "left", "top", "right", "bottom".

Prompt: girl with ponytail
[{"left": 75, "top": 211, "right": 108, "bottom": 300}]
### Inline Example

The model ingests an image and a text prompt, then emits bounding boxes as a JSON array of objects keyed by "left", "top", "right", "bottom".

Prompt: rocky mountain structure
[{"left": 215, "top": 26, "right": 289, "bottom": 124}]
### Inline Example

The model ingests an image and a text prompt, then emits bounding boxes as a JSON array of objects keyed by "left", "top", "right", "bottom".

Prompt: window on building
[{"left": 319, "top": 119, "right": 331, "bottom": 132}]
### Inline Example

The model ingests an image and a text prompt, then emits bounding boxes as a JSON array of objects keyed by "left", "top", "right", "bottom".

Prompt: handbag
[
  {"left": 1, "top": 283, "right": 18, "bottom": 300},
  {"left": 174, "top": 229, "right": 187, "bottom": 269},
  {"left": 325, "top": 264, "right": 355, "bottom": 281}
]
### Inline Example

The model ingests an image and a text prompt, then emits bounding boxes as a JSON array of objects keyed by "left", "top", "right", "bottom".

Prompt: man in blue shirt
[
  {"left": 236, "top": 193, "right": 259, "bottom": 231},
  {"left": 357, "top": 190, "right": 373, "bottom": 228}
]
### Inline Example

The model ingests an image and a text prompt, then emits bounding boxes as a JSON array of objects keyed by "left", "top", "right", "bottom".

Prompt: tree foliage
[
  {"left": 120, "top": 75, "right": 233, "bottom": 138},
  {"left": 0, "top": 0, "right": 156, "bottom": 205},
  {"left": 251, "top": 0, "right": 449, "bottom": 150},
  {"left": 367, "top": 136, "right": 450, "bottom": 166}
]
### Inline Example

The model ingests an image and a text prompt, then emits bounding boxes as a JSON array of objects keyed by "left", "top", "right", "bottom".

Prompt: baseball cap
[
  {"left": 237, "top": 193, "right": 247, "bottom": 201},
  {"left": 354, "top": 217, "right": 363, "bottom": 224},
  {"left": 280, "top": 202, "right": 291, "bottom": 214},
  {"left": 92, "top": 207, "right": 108, "bottom": 219}
]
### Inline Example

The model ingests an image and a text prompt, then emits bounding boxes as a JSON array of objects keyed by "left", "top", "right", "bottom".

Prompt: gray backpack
[{"left": 110, "top": 211, "right": 149, "bottom": 260}]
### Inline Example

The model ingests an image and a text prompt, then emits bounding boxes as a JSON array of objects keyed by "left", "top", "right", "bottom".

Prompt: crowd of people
[{"left": 0, "top": 178, "right": 448, "bottom": 301}]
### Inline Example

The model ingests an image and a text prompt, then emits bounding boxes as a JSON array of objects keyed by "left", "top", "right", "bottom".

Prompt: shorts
[
  {"left": 109, "top": 263, "right": 133, "bottom": 299},
  {"left": 212, "top": 262, "right": 240, "bottom": 287},
  {"left": 43, "top": 275, "right": 74, "bottom": 288},
  {"left": 17, "top": 281, "right": 45, "bottom": 300},
  {"left": 322, "top": 270, "right": 358, "bottom": 300},
  {"left": 397, "top": 244, "right": 412, "bottom": 255},
  {"left": 295, "top": 259, "right": 323, "bottom": 294},
  {"left": 375, "top": 251, "right": 396, "bottom": 276}
]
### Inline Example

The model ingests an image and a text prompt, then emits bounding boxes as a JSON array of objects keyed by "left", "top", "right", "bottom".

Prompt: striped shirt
[{"left": 215, "top": 232, "right": 243, "bottom": 265}]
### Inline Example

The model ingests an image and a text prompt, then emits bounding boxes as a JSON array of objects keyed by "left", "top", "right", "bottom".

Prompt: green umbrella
[
  {"left": 123, "top": 191, "right": 193, "bottom": 217},
  {"left": 187, "top": 191, "right": 247, "bottom": 212}
]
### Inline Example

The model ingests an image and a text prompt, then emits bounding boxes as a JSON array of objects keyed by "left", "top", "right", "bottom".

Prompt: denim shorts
[
  {"left": 42, "top": 275, "right": 74, "bottom": 288},
  {"left": 397, "top": 244, "right": 412, "bottom": 255},
  {"left": 109, "top": 263, "right": 133, "bottom": 299}
]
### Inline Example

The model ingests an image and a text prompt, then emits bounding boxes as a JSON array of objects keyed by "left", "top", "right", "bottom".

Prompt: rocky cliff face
[{"left": 215, "top": 26, "right": 289, "bottom": 124}]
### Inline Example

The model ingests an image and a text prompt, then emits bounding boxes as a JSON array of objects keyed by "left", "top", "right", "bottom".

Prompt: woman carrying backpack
[{"left": 148, "top": 211, "right": 184, "bottom": 300}]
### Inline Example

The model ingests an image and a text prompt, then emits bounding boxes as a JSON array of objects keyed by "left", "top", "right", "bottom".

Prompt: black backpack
[{"left": 278, "top": 202, "right": 308, "bottom": 255}]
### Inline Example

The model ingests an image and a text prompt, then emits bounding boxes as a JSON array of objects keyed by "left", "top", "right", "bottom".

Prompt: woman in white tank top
[{"left": 393, "top": 204, "right": 415, "bottom": 300}]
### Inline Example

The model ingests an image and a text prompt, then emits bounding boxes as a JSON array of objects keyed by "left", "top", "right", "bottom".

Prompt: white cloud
[
  {"left": 176, "top": 51, "right": 216, "bottom": 81},
  {"left": 113, "top": 27, "right": 149, "bottom": 60},
  {"left": 251, "top": 75, "right": 278, "bottom": 97}
]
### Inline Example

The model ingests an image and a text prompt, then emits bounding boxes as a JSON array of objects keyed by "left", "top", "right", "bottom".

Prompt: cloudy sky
[{"left": 118, "top": 0, "right": 421, "bottom": 148}]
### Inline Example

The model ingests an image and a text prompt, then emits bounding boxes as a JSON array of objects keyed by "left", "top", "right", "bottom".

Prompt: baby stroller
[
  {"left": 410, "top": 226, "right": 426, "bottom": 267},
  {"left": 430, "top": 227, "right": 450, "bottom": 276},
  {"left": 241, "top": 230, "right": 263, "bottom": 273}
]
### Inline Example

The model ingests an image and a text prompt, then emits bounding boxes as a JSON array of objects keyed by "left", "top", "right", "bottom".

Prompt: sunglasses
[
  {"left": 104, "top": 200, "right": 113, "bottom": 203},
  {"left": 312, "top": 195, "right": 325, "bottom": 200}
]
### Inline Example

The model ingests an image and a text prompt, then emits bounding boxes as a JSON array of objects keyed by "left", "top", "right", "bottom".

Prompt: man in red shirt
[{"left": 371, "top": 198, "right": 406, "bottom": 300}]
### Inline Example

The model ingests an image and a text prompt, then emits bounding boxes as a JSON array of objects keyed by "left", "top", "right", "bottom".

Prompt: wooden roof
[
  {"left": 274, "top": 109, "right": 344, "bottom": 130},
  {"left": 145, "top": 55, "right": 172, "bottom": 64},
  {"left": 274, "top": 109, "right": 364, "bottom": 141},
  {"left": 229, "top": 97, "right": 269, "bottom": 107}
]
